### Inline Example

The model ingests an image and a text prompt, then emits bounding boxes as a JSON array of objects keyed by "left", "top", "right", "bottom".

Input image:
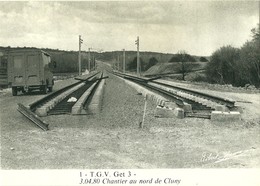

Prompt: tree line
[
  {"left": 126, "top": 53, "right": 207, "bottom": 72},
  {"left": 206, "top": 25, "right": 259, "bottom": 87}
]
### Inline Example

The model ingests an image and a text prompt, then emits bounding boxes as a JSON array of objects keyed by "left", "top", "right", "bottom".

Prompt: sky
[{"left": 0, "top": 1, "right": 259, "bottom": 56}]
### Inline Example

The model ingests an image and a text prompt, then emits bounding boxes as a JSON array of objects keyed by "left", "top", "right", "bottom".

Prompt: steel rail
[
  {"left": 82, "top": 72, "right": 104, "bottom": 109},
  {"left": 123, "top": 76, "right": 185, "bottom": 106},
  {"left": 29, "top": 72, "right": 100, "bottom": 111},
  {"left": 152, "top": 81, "right": 235, "bottom": 108},
  {"left": 113, "top": 71, "right": 235, "bottom": 108},
  {"left": 48, "top": 72, "right": 104, "bottom": 115},
  {"left": 121, "top": 74, "right": 212, "bottom": 111},
  {"left": 112, "top": 71, "right": 213, "bottom": 118},
  {"left": 185, "top": 112, "right": 211, "bottom": 119},
  {"left": 112, "top": 71, "right": 191, "bottom": 106},
  {"left": 17, "top": 72, "right": 100, "bottom": 131},
  {"left": 17, "top": 103, "right": 49, "bottom": 131}
]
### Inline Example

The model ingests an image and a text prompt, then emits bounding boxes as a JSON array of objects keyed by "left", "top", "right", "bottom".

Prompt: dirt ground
[{"left": 0, "top": 70, "right": 260, "bottom": 169}]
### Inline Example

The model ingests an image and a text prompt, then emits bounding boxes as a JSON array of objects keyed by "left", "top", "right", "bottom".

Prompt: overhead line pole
[
  {"left": 94, "top": 55, "right": 96, "bottom": 71},
  {"left": 123, "top": 49, "right": 125, "bottom": 73},
  {"left": 88, "top": 48, "right": 91, "bottom": 73},
  {"left": 92, "top": 54, "right": 95, "bottom": 71},
  {"left": 135, "top": 36, "right": 140, "bottom": 76},
  {"left": 89, "top": 48, "right": 102, "bottom": 71},
  {"left": 78, "top": 35, "right": 83, "bottom": 76},
  {"left": 117, "top": 54, "right": 120, "bottom": 71}
]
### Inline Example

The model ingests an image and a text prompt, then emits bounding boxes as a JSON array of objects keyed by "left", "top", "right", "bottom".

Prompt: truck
[
  {"left": 0, "top": 51, "right": 8, "bottom": 88},
  {"left": 8, "top": 49, "right": 54, "bottom": 96}
]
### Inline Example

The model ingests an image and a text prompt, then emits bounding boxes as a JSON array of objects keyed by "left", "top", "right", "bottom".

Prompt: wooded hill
[{"left": 0, "top": 46, "right": 209, "bottom": 74}]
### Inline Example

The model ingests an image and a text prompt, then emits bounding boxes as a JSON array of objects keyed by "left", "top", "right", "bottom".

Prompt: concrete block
[
  {"left": 158, "top": 99, "right": 164, "bottom": 106},
  {"left": 155, "top": 106, "right": 175, "bottom": 118},
  {"left": 123, "top": 77, "right": 169, "bottom": 106},
  {"left": 156, "top": 99, "right": 160, "bottom": 105},
  {"left": 183, "top": 102, "right": 192, "bottom": 112},
  {"left": 35, "top": 107, "right": 48, "bottom": 117},
  {"left": 211, "top": 111, "right": 241, "bottom": 121},
  {"left": 174, "top": 108, "right": 185, "bottom": 119},
  {"left": 72, "top": 82, "right": 98, "bottom": 115},
  {"left": 71, "top": 105, "right": 82, "bottom": 115},
  {"left": 155, "top": 106, "right": 184, "bottom": 119},
  {"left": 87, "top": 79, "right": 105, "bottom": 114},
  {"left": 215, "top": 105, "right": 228, "bottom": 112},
  {"left": 164, "top": 101, "right": 178, "bottom": 109}
]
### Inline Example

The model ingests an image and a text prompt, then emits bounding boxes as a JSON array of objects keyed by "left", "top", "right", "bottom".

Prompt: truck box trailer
[
  {"left": 8, "top": 49, "right": 54, "bottom": 96},
  {"left": 0, "top": 52, "right": 8, "bottom": 88}
]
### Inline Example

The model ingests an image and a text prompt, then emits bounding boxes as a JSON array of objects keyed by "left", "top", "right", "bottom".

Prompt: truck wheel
[
  {"left": 42, "top": 85, "right": 48, "bottom": 94},
  {"left": 12, "top": 87, "right": 17, "bottom": 96},
  {"left": 48, "top": 86, "right": 53, "bottom": 92}
]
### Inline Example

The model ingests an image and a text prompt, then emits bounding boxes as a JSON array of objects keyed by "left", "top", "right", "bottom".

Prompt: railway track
[
  {"left": 17, "top": 71, "right": 104, "bottom": 130},
  {"left": 150, "top": 80, "right": 235, "bottom": 108},
  {"left": 17, "top": 69, "right": 237, "bottom": 131},
  {"left": 29, "top": 72, "right": 100, "bottom": 112},
  {"left": 48, "top": 74, "right": 103, "bottom": 115},
  {"left": 111, "top": 71, "right": 236, "bottom": 119}
]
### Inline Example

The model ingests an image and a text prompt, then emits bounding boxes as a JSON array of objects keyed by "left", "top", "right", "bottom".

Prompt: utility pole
[
  {"left": 88, "top": 48, "right": 91, "bottom": 72},
  {"left": 93, "top": 55, "right": 96, "bottom": 71},
  {"left": 117, "top": 54, "right": 120, "bottom": 71},
  {"left": 135, "top": 36, "right": 140, "bottom": 76},
  {"left": 89, "top": 48, "right": 102, "bottom": 71},
  {"left": 123, "top": 49, "right": 125, "bottom": 73},
  {"left": 78, "top": 35, "right": 83, "bottom": 76},
  {"left": 92, "top": 54, "right": 95, "bottom": 71}
]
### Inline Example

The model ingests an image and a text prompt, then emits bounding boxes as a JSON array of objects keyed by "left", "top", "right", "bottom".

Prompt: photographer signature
[{"left": 200, "top": 148, "right": 256, "bottom": 164}]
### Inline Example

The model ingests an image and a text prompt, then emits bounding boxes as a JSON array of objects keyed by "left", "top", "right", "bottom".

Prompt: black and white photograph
[{"left": 0, "top": 0, "right": 259, "bottom": 185}]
